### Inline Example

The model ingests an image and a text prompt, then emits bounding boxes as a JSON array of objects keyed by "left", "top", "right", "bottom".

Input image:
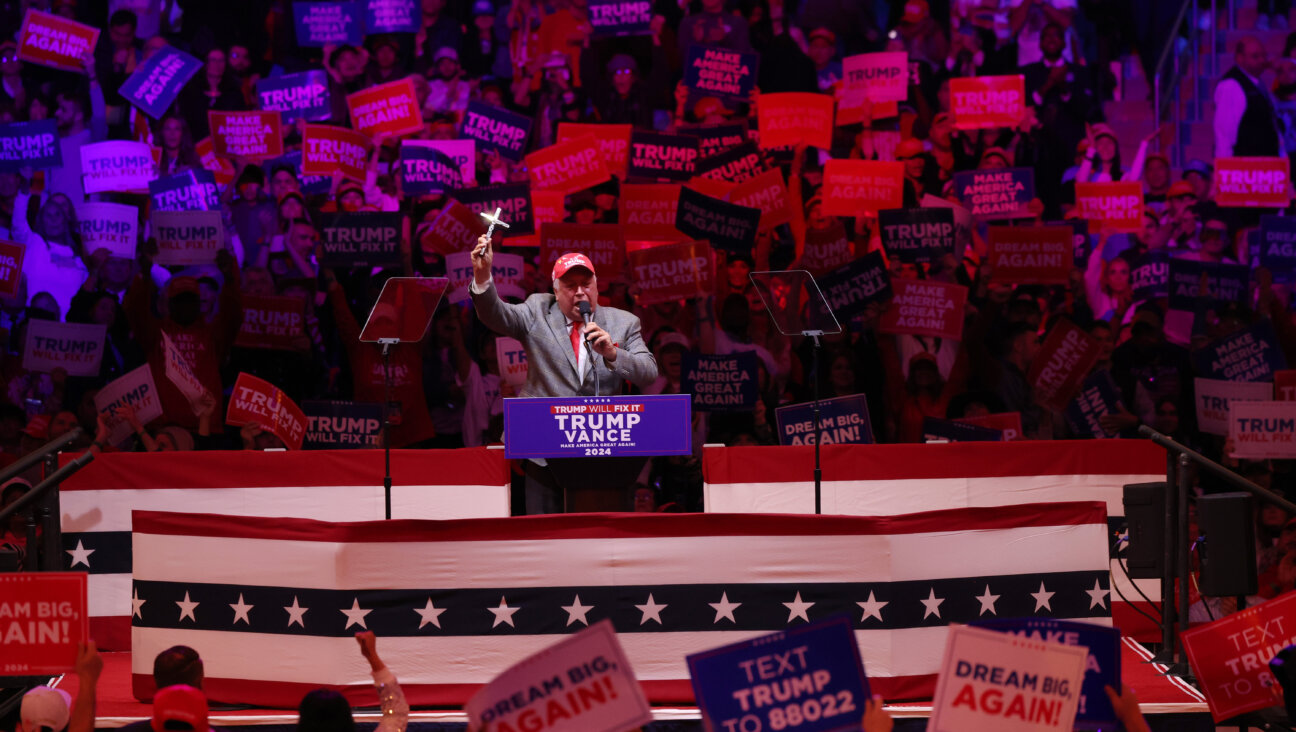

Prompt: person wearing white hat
[{"left": 19, "top": 686, "right": 71, "bottom": 732}]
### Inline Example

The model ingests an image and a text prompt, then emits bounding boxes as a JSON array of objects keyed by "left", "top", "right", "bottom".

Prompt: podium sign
[{"left": 504, "top": 394, "right": 692, "bottom": 459}]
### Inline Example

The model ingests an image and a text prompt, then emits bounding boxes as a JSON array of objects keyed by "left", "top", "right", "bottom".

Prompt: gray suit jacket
[{"left": 471, "top": 282, "right": 658, "bottom": 397}]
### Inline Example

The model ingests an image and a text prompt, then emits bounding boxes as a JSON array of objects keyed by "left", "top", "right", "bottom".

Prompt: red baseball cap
[
  {"left": 552, "top": 252, "right": 596, "bottom": 280},
  {"left": 152, "top": 685, "right": 209, "bottom": 732}
]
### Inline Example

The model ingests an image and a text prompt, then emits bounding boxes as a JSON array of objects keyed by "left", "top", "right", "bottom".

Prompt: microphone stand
[
  {"left": 379, "top": 337, "right": 397, "bottom": 520},
  {"left": 579, "top": 303, "right": 600, "bottom": 396}
]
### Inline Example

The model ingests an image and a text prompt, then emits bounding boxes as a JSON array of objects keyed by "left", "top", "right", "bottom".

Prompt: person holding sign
[{"left": 470, "top": 233, "right": 658, "bottom": 398}]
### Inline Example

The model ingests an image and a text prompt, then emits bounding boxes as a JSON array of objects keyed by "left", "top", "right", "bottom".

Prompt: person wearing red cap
[{"left": 469, "top": 234, "right": 657, "bottom": 399}]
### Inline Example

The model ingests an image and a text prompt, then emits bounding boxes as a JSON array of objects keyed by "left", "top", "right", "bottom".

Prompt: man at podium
[{"left": 469, "top": 234, "right": 658, "bottom": 397}]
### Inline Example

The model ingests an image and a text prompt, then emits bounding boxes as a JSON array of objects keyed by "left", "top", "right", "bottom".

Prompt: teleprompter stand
[
  {"left": 359, "top": 277, "right": 449, "bottom": 519},
  {"left": 749, "top": 270, "right": 842, "bottom": 514}
]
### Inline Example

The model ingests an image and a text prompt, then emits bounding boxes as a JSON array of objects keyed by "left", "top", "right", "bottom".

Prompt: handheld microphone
[
  {"left": 576, "top": 300, "right": 593, "bottom": 325},
  {"left": 576, "top": 301, "right": 599, "bottom": 393}
]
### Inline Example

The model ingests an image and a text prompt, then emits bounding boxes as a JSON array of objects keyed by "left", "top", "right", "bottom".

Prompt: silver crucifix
[{"left": 480, "top": 207, "right": 511, "bottom": 238}]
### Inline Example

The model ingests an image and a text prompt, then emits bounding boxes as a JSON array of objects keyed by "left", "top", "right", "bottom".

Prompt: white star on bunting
[
  {"left": 975, "top": 585, "right": 1001, "bottom": 616},
  {"left": 709, "top": 592, "right": 741, "bottom": 624},
  {"left": 66, "top": 540, "right": 94, "bottom": 568},
  {"left": 284, "top": 596, "right": 308, "bottom": 628},
  {"left": 488, "top": 596, "right": 520, "bottom": 628},
  {"left": 176, "top": 591, "right": 199, "bottom": 622},
  {"left": 415, "top": 599, "right": 446, "bottom": 629},
  {"left": 229, "top": 594, "right": 253, "bottom": 625},
  {"left": 635, "top": 594, "right": 666, "bottom": 625},
  {"left": 857, "top": 591, "right": 888, "bottom": 622},
  {"left": 131, "top": 588, "right": 146, "bottom": 619},
  {"left": 920, "top": 588, "right": 945, "bottom": 619},
  {"left": 562, "top": 595, "right": 594, "bottom": 626},
  {"left": 1085, "top": 579, "right": 1110, "bottom": 609},
  {"left": 1031, "top": 582, "right": 1055, "bottom": 612},
  {"left": 783, "top": 592, "right": 814, "bottom": 623},
  {"left": 341, "top": 598, "right": 372, "bottom": 630}
]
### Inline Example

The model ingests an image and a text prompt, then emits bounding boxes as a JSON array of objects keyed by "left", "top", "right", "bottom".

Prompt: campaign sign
[
  {"left": 687, "top": 615, "right": 869, "bottom": 732},
  {"left": 629, "top": 130, "right": 699, "bottom": 182},
  {"left": 466, "top": 619, "right": 653, "bottom": 732},
  {"left": 1051, "top": 218, "right": 1091, "bottom": 269},
  {"left": 347, "top": 78, "right": 423, "bottom": 137},
  {"left": 929, "top": 624, "right": 1087, "bottom": 732},
  {"left": 971, "top": 619, "right": 1121, "bottom": 729},
  {"left": 303, "top": 400, "right": 384, "bottom": 449},
  {"left": 400, "top": 143, "right": 462, "bottom": 195},
  {"left": 620, "top": 184, "right": 684, "bottom": 240},
  {"left": 628, "top": 241, "right": 714, "bottom": 305},
  {"left": 527, "top": 134, "right": 611, "bottom": 195},
  {"left": 1130, "top": 250, "right": 1169, "bottom": 300},
  {"left": 1027, "top": 319, "right": 1102, "bottom": 412},
  {"left": 256, "top": 70, "right": 331, "bottom": 122},
  {"left": 1195, "top": 378, "right": 1274, "bottom": 436},
  {"left": 16, "top": 9, "right": 100, "bottom": 72},
  {"left": 801, "top": 221, "right": 853, "bottom": 277},
  {"left": 949, "top": 75, "right": 1026, "bottom": 130},
  {"left": 152, "top": 210, "right": 225, "bottom": 267},
  {"left": 236, "top": 295, "right": 307, "bottom": 351},
  {"left": 540, "top": 223, "right": 625, "bottom": 280},
  {"left": 162, "top": 331, "right": 208, "bottom": 411},
  {"left": 821, "top": 160, "right": 904, "bottom": 217},
  {"left": 879, "top": 208, "right": 955, "bottom": 264},
  {"left": 408, "top": 139, "right": 475, "bottom": 186},
  {"left": 497, "top": 337, "right": 528, "bottom": 388},
  {"left": 209, "top": 110, "right": 283, "bottom": 159},
  {"left": 462, "top": 101, "right": 533, "bottom": 162},
  {"left": 455, "top": 183, "right": 536, "bottom": 237},
  {"left": 1279, "top": 369, "right": 1296, "bottom": 401},
  {"left": 267, "top": 149, "right": 330, "bottom": 195},
  {"left": 1215, "top": 157, "right": 1291, "bottom": 208},
  {"left": 0, "top": 241, "right": 23, "bottom": 298},
  {"left": 922, "top": 417, "right": 1003, "bottom": 443},
  {"left": 841, "top": 51, "right": 909, "bottom": 104},
  {"left": 1259, "top": 216, "right": 1296, "bottom": 278},
  {"left": 1065, "top": 370, "right": 1123, "bottom": 438},
  {"left": 0, "top": 572, "right": 89, "bottom": 674},
  {"left": 953, "top": 168, "right": 1034, "bottom": 220},
  {"left": 23, "top": 321, "right": 107, "bottom": 377},
  {"left": 957, "top": 412, "right": 1023, "bottom": 441},
  {"left": 293, "top": 1, "right": 362, "bottom": 46},
  {"left": 0, "top": 119, "right": 60, "bottom": 172},
  {"left": 1167, "top": 258, "right": 1250, "bottom": 310},
  {"left": 421, "top": 200, "right": 486, "bottom": 255},
  {"left": 80, "top": 140, "right": 156, "bottom": 194},
  {"left": 696, "top": 142, "right": 765, "bottom": 185},
  {"left": 681, "top": 352, "right": 758, "bottom": 412},
  {"left": 502, "top": 394, "right": 692, "bottom": 459},
  {"left": 689, "top": 122, "right": 749, "bottom": 158},
  {"left": 1194, "top": 320, "right": 1287, "bottom": 382},
  {"left": 757, "top": 92, "right": 834, "bottom": 149},
  {"left": 149, "top": 169, "right": 219, "bottom": 212},
  {"left": 726, "top": 168, "right": 791, "bottom": 230},
  {"left": 118, "top": 45, "right": 203, "bottom": 119},
  {"left": 558, "top": 122, "right": 631, "bottom": 178},
  {"left": 446, "top": 251, "right": 525, "bottom": 304},
  {"left": 364, "top": 0, "right": 419, "bottom": 33},
  {"left": 878, "top": 278, "right": 966, "bottom": 341},
  {"left": 1074, "top": 181, "right": 1144, "bottom": 233},
  {"left": 775, "top": 394, "right": 874, "bottom": 446},
  {"left": 302, "top": 124, "right": 371, "bottom": 180},
  {"left": 1230, "top": 401, "right": 1296, "bottom": 459},
  {"left": 319, "top": 212, "right": 403, "bottom": 268},
  {"left": 226, "top": 372, "right": 308, "bottom": 450},
  {"left": 815, "top": 251, "right": 891, "bottom": 321},
  {"left": 987, "top": 225, "right": 1073, "bottom": 284},
  {"left": 587, "top": 0, "right": 653, "bottom": 36},
  {"left": 684, "top": 45, "right": 759, "bottom": 102},
  {"left": 94, "top": 364, "right": 163, "bottom": 445},
  {"left": 676, "top": 186, "right": 760, "bottom": 255},
  {"left": 1181, "top": 590, "right": 1296, "bottom": 721},
  {"left": 197, "top": 136, "right": 237, "bottom": 187}
]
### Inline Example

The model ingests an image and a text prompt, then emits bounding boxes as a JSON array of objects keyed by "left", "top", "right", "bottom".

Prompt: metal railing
[
  {"left": 1137, "top": 425, "right": 1294, "bottom": 679},
  {"left": 0, "top": 429, "right": 94, "bottom": 572}
]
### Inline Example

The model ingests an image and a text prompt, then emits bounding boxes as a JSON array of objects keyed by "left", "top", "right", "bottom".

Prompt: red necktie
[{"left": 570, "top": 320, "right": 582, "bottom": 364}]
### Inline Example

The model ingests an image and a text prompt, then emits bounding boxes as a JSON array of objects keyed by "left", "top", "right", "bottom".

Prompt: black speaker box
[
  {"left": 1123, "top": 482, "right": 1167, "bottom": 579},
  {"left": 1199, "top": 492, "right": 1259, "bottom": 598}
]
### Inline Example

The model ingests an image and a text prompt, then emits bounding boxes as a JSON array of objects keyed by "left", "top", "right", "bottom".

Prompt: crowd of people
[{"left": 0, "top": 1, "right": 1289, "bottom": 531}]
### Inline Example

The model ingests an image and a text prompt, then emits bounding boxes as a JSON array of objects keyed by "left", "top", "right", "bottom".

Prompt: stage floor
[{"left": 47, "top": 639, "right": 1208, "bottom": 729}]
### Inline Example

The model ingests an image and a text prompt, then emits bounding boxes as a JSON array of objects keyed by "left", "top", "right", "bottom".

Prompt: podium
[{"left": 503, "top": 394, "right": 692, "bottom": 512}]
